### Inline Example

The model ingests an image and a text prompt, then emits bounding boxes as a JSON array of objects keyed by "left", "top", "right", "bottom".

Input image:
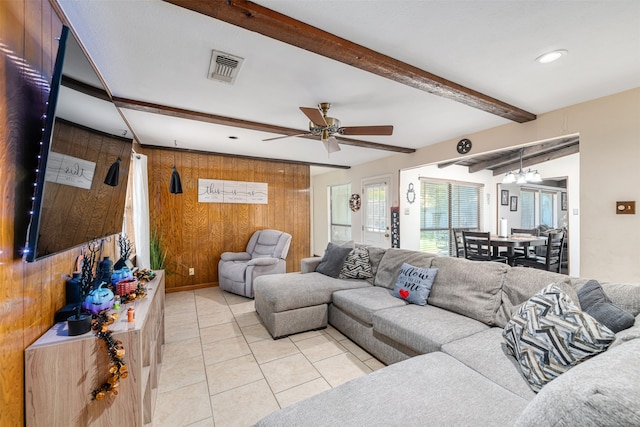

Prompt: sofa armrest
[
  {"left": 220, "top": 252, "right": 252, "bottom": 262},
  {"left": 301, "top": 257, "right": 322, "bottom": 274},
  {"left": 248, "top": 257, "right": 279, "bottom": 266}
]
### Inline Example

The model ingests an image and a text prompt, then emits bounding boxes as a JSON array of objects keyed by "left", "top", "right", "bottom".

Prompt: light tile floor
[{"left": 152, "top": 286, "right": 385, "bottom": 426}]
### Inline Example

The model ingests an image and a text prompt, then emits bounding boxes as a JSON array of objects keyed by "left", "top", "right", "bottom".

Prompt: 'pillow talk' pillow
[
  {"left": 339, "top": 247, "right": 373, "bottom": 279},
  {"left": 392, "top": 262, "right": 438, "bottom": 306},
  {"left": 503, "top": 283, "right": 615, "bottom": 392},
  {"left": 577, "top": 280, "right": 635, "bottom": 333},
  {"left": 316, "top": 242, "right": 353, "bottom": 278}
]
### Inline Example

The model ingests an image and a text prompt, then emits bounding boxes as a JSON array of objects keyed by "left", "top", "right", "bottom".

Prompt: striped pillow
[
  {"left": 339, "top": 247, "right": 373, "bottom": 279},
  {"left": 503, "top": 284, "right": 615, "bottom": 392}
]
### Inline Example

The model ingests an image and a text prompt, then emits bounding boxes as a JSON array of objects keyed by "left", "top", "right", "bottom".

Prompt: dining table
[{"left": 488, "top": 234, "right": 547, "bottom": 265}]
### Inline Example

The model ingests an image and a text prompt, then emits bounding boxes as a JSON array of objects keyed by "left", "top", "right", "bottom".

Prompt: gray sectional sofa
[{"left": 253, "top": 246, "right": 640, "bottom": 426}]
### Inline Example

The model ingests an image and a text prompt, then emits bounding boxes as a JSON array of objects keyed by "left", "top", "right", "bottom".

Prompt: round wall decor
[
  {"left": 349, "top": 194, "right": 361, "bottom": 212},
  {"left": 456, "top": 138, "right": 472, "bottom": 154},
  {"left": 406, "top": 183, "right": 416, "bottom": 204}
]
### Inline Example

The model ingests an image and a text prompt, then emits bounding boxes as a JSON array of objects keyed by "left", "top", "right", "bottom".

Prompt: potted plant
[{"left": 67, "top": 241, "right": 99, "bottom": 336}]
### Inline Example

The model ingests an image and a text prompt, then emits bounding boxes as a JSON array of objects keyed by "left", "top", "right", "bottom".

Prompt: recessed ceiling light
[{"left": 536, "top": 49, "right": 568, "bottom": 64}]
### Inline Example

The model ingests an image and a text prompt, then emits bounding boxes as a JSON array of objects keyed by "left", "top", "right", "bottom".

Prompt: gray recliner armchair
[{"left": 218, "top": 229, "right": 292, "bottom": 298}]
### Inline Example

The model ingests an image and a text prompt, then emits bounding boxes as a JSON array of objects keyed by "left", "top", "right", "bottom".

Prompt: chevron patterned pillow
[
  {"left": 339, "top": 247, "right": 373, "bottom": 279},
  {"left": 503, "top": 283, "right": 615, "bottom": 392}
]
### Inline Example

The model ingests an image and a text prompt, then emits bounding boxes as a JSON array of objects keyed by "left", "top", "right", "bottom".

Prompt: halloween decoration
[
  {"left": 83, "top": 282, "right": 115, "bottom": 315},
  {"left": 91, "top": 311, "right": 128, "bottom": 400}
]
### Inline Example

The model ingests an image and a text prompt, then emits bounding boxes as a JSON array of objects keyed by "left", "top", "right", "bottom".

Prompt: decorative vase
[
  {"left": 67, "top": 313, "right": 92, "bottom": 336},
  {"left": 98, "top": 256, "right": 114, "bottom": 284},
  {"left": 65, "top": 272, "right": 83, "bottom": 305}
]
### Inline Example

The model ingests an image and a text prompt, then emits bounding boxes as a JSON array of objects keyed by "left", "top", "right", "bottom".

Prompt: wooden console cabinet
[{"left": 25, "top": 271, "right": 165, "bottom": 426}]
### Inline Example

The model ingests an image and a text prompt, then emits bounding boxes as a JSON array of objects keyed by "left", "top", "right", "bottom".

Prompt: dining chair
[
  {"left": 453, "top": 229, "right": 465, "bottom": 258},
  {"left": 515, "top": 231, "right": 565, "bottom": 273},
  {"left": 462, "top": 231, "right": 508, "bottom": 263}
]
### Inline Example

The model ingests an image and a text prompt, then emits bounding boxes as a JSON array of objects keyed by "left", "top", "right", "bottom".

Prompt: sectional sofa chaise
[{"left": 253, "top": 246, "right": 640, "bottom": 426}]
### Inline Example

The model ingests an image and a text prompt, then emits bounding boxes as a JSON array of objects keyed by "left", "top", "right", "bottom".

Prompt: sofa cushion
[
  {"left": 373, "top": 248, "right": 436, "bottom": 290},
  {"left": 495, "top": 267, "right": 576, "bottom": 327},
  {"left": 338, "top": 247, "right": 373, "bottom": 280},
  {"left": 253, "top": 272, "right": 371, "bottom": 313},
  {"left": 441, "top": 328, "right": 536, "bottom": 401},
  {"left": 577, "top": 279, "right": 635, "bottom": 333},
  {"left": 611, "top": 313, "right": 640, "bottom": 349},
  {"left": 373, "top": 304, "right": 488, "bottom": 355},
  {"left": 256, "top": 352, "right": 529, "bottom": 427},
  {"left": 356, "top": 245, "right": 386, "bottom": 285},
  {"left": 391, "top": 263, "right": 438, "bottom": 306},
  {"left": 572, "top": 278, "right": 640, "bottom": 317},
  {"left": 428, "top": 256, "right": 508, "bottom": 326},
  {"left": 332, "top": 287, "right": 406, "bottom": 326},
  {"left": 514, "top": 338, "right": 640, "bottom": 427},
  {"left": 503, "top": 284, "right": 615, "bottom": 393},
  {"left": 316, "top": 242, "right": 353, "bottom": 278}
]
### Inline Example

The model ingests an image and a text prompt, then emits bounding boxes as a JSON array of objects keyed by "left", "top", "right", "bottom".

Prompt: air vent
[{"left": 208, "top": 50, "right": 244, "bottom": 84}]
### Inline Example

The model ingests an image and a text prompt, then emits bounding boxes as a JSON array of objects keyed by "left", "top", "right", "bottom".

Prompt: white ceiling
[{"left": 56, "top": 0, "right": 640, "bottom": 174}]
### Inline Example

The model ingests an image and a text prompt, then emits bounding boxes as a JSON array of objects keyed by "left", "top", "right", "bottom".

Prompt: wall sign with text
[
  {"left": 198, "top": 179, "right": 268, "bottom": 204},
  {"left": 44, "top": 151, "right": 96, "bottom": 190}
]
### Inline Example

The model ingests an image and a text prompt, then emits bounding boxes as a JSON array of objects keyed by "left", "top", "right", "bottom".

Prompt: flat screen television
[{"left": 21, "top": 25, "right": 133, "bottom": 262}]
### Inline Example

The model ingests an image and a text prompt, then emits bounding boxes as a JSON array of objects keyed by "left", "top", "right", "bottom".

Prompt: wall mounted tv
[{"left": 22, "top": 25, "right": 133, "bottom": 262}]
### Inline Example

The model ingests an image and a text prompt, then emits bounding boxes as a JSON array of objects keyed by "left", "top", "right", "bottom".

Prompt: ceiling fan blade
[
  {"left": 300, "top": 107, "right": 328, "bottom": 127},
  {"left": 339, "top": 125, "right": 394, "bottom": 136},
  {"left": 262, "top": 133, "right": 309, "bottom": 141},
  {"left": 322, "top": 136, "right": 341, "bottom": 154}
]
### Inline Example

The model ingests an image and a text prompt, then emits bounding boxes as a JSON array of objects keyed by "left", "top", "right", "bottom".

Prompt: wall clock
[
  {"left": 456, "top": 138, "right": 472, "bottom": 154},
  {"left": 349, "top": 194, "right": 361, "bottom": 212}
]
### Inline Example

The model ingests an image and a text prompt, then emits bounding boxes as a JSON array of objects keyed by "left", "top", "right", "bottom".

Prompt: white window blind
[
  {"left": 521, "top": 190, "right": 535, "bottom": 228},
  {"left": 420, "top": 179, "right": 482, "bottom": 256},
  {"left": 540, "top": 191, "right": 555, "bottom": 227}
]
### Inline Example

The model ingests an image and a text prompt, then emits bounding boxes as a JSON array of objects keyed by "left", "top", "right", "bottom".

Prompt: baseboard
[{"left": 165, "top": 282, "right": 218, "bottom": 293}]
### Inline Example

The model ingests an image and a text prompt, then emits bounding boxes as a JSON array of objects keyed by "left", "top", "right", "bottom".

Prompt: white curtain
[{"left": 132, "top": 153, "right": 150, "bottom": 269}]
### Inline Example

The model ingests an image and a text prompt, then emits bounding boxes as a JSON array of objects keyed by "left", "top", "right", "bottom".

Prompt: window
[
  {"left": 420, "top": 179, "right": 482, "bottom": 256},
  {"left": 329, "top": 183, "right": 351, "bottom": 243},
  {"left": 520, "top": 188, "right": 557, "bottom": 228},
  {"left": 520, "top": 190, "right": 535, "bottom": 228},
  {"left": 540, "top": 192, "right": 555, "bottom": 227}
]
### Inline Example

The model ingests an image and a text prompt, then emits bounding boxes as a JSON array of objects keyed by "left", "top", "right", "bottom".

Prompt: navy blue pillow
[
  {"left": 392, "top": 263, "right": 438, "bottom": 306},
  {"left": 316, "top": 242, "right": 353, "bottom": 278},
  {"left": 577, "top": 280, "right": 635, "bottom": 333}
]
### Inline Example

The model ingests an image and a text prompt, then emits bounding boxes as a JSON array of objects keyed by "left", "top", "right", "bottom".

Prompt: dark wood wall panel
[
  {"left": 0, "top": 2, "right": 120, "bottom": 424},
  {"left": 143, "top": 147, "right": 311, "bottom": 291}
]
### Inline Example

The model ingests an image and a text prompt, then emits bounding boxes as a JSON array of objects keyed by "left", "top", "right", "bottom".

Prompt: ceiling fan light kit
[{"left": 263, "top": 102, "right": 393, "bottom": 153}]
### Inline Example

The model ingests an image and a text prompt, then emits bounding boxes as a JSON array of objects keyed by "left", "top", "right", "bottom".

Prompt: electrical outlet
[{"left": 189, "top": 268, "right": 195, "bottom": 276}]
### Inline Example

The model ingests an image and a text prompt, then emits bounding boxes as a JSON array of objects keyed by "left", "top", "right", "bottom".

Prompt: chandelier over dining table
[{"left": 502, "top": 148, "right": 542, "bottom": 184}]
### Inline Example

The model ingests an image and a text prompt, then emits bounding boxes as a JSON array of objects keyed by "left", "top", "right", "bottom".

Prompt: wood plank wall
[
  {"left": 142, "top": 146, "right": 311, "bottom": 291},
  {"left": 0, "top": 1, "right": 117, "bottom": 424}
]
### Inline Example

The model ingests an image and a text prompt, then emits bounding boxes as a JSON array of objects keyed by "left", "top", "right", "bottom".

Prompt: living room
[{"left": 2, "top": 1, "right": 640, "bottom": 426}]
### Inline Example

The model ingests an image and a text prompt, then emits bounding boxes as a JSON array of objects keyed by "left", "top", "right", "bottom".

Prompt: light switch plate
[{"left": 616, "top": 201, "right": 636, "bottom": 214}]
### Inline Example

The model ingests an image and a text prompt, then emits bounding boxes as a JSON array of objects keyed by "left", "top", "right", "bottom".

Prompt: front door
[{"left": 362, "top": 177, "right": 391, "bottom": 247}]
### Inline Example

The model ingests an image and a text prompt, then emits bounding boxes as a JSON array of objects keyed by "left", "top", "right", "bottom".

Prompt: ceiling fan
[{"left": 263, "top": 102, "right": 393, "bottom": 153}]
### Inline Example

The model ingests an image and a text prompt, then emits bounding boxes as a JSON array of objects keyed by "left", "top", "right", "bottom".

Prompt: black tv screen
[{"left": 20, "top": 25, "right": 132, "bottom": 262}]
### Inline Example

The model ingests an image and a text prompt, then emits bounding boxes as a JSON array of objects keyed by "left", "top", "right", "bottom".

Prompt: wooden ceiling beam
[
  {"left": 469, "top": 138, "right": 579, "bottom": 173},
  {"left": 491, "top": 144, "right": 580, "bottom": 176},
  {"left": 164, "top": 0, "right": 536, "bottom": 123},
  {"left": 112, "top": 97, "right": 415, "bottom": 153}
]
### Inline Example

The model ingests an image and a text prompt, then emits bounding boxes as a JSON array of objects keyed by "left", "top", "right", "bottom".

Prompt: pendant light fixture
[
  {"left": 170, "top": 140, "right": 183, "bottom": 194},
  {"left": 502, "top": 148, "right": 542, "bottom": 184},
  {"left": 104, "top": 157, "right": 121, "bottom": 186}
]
